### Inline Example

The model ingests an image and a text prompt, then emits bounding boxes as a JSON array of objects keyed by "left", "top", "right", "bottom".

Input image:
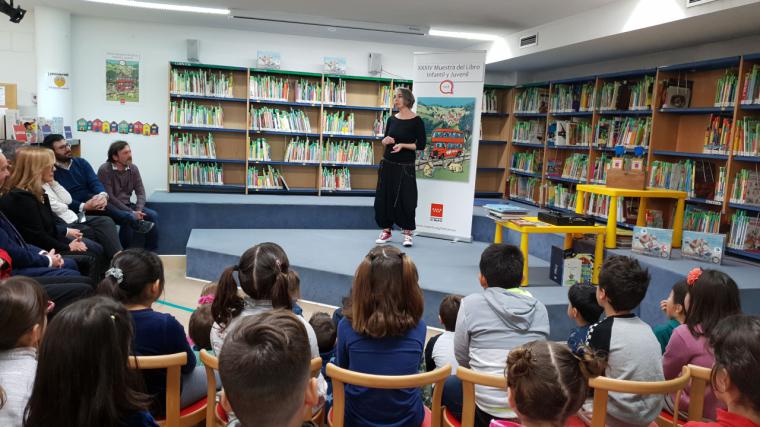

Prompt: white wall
[
  {"left": 69, "top": 15, "right": 441, "bottom": 197},
  {"left": 0, "top": 11, "right": 36, "bottom": 114}
]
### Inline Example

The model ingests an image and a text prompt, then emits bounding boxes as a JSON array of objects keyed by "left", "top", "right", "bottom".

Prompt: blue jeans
[
  {"left": 105, "top": 204, "right": 159, "bottom": 251},
  {"left": 442, "top": 375, "right": 463, "bottom": 420}
]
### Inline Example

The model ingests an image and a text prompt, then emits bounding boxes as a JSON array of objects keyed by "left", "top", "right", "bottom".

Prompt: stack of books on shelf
[
  {"left": 597, "top": 81, "right": 629, "bottom": 111},
  {"left": 594, "top": 116, "right": 651, "bottom": 148},
  {"left": 546, "top": 184, "right": 576, "bottom": 210},
  {"left": 729, "top": 169, "right": 760, "bottom": 206},
  {"left": 249, "top": 138, "right": 271, "bottom": 161},
  {"left": 324, "top": 79, "right": 347, "bottom": 105},
  {"left": 483, "top": 90, "right": 498, "bottom": 113},
  {"left": 323, "top": 111, "right": 355, "bottom": 135},
  {"left": 586, "top": 195, "right": 637, "bottom": 224},
  {"left": 629, "top": 76, "right": 654, "bottom": 110},
  {"left": 741, "top": 64, "right": 760, "bottom": 105},
  {"left": 714, "top": 72, "right": 737, "bottom": 107},
  {"left": 511, "top": 151, "right": 540, "bottom": 173},
  {"left": 513, "top": 87, "right": 548, "bottom": 113},
  {"left": 380, "top": 85, "right": 392, "bottom": 108},
  {"left": 250, "top": 75, "right": 289, "bottom": 101},
  {"left": 703, "top": 115, "right": 732, "bottom": 154},
  {"left": 284, "top": 138, "right": 320, "bottom": 163},
  {"left": 509, "top": 175, "right": 539, "bottom": 203},
  {"left": 728, "top": 210, "right": 760, "bottom": 252},
  {"left": 247, "top": 165, "right": 283, "bottom": 189},
  {"left": 512, "top": 120, "right": 545, "bottom": 144},
  {"left": 296, "top": 79, "right": 321, "bottom": 103},
  {"left": 170, "top": 101, "right": 224, "bottom": 127},
  {"left": 321, "top": 167, "right": 351, "bottom": 191},
  {"left": 579, "top": 82, "right": 595, "bottom": 111},
  {"left": 373, "top": 112, "right": 389, "bottom": 136},
  {"left": 170, "top": 132, "right": 216, "bottom": 159},
  {"left": 482, "top": 203, "right": 528, "bottom": 220},
  {"left": 170, "top": 69, "right": 234, "bottom": 98},
  {"left": 733, "top": 118, "right": 760, "bottom": 156},
  {"left": 170, "top": 161, "right": 224, "bottom": 185},
  {"left": 715, "top": 166, "right": 728, "bottom": 202},
  {"left": 648, "top": 159, "right": 695, "bottom": 196},
  {"left": 684, "top": 205, "right": 721, "bottom": 234},
  {"left": 549, "top": 84, "right": 578, "bottom": 113},
  {"left": 323, "top": 140, "right": 374, "bottom": 164},
  {"left": 590, "top": 155, "right": 611, "bottom": 184},
  {"left": 560, "top": 153, "right": 588, "bottom": 181},
  {"left": 250, "top": 107, "right": 312, "bottom": 132},
  {"left": 548, "top": 120, "right": 592, "bottom": 146}
]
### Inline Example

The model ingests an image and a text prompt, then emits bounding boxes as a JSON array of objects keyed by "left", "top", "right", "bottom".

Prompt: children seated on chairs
[
  {"left": 219, "top": 310, "right": 319, "bottom": 427},
  {"left": 583, "top": 255, "right": 664, "bottom": 427},
  {"left": 566, "top": 283, "right": 603, "bottom": 354},
  {"left": 98, "top": 249, "right": 207, "bottom": 417},
  {"left": 663, "top": 269, "right": 740, "bottom": 420},
  {"left": 189, "top": 282, "right": 216, "bottom": 354},
  {"left": 684, "top": 314, "right": 760, "bottom": 427},
  {"left": 653, "top": 279, "right": 687, "bottom": 354},
  {"left": 309, "top": 312, "right": 337, "bottom": 411},
  {"left": 426, "top": 294, "right": 461, "bottom": 373},
  {"left": 490, "top": 340, "right": 605, "bottom": 427}
]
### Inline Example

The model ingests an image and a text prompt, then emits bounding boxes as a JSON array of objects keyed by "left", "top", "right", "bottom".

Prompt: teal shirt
[{"left": 652, "top": 318, "right": 680, "bottom": 353}]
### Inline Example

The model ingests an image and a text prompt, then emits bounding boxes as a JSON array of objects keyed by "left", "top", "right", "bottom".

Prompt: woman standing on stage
[{"left": 374, "top": 87, "right": 427, "bottom": 247}]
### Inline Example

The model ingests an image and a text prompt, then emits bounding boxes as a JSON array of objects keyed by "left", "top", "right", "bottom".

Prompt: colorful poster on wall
[
  {"left": 323, "top": 56, "right": 346, "bottom": 74},
  {"left": 256, "top": 51, "right": 281, "bottom": 69},
  {"left": 47, "top": 72, "right": 69, "bottom": 90},
  {"left": 415, "top": 97, "right": 475, "bottom": 182},
  {"left": 106, "top": 53, "right": 140, "bottom": 103}
]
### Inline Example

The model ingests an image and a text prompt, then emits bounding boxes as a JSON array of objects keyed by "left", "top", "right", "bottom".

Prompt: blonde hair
[{"left": 6, "top": 146, "right": 54, "bottom": 201}]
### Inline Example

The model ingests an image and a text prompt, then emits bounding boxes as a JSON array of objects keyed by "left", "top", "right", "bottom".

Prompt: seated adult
[
  {"left": 97, "top": 141, "right": 158, "bottom": 251},
  {"left": 41, "top": 135, "right": 154, "bottom": 248},
  {"left": 0, "top": 147, "right": 105, "bottom": 282}
]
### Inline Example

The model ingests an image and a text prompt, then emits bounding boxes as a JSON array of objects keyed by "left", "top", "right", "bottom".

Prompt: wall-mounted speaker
[
  {"left": 187, "top": 39, "right": 200, "bottom": 63},
  {"left": 368, "top": 52, "right": 382, "bottom": 75}
]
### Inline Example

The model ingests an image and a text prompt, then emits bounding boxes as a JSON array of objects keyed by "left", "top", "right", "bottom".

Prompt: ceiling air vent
[
  {"left": 686, "top": 0, "right": 719, "bottom": 7},
  {"left": 519, "top": 33, "right": 538, "bottom": 48}
]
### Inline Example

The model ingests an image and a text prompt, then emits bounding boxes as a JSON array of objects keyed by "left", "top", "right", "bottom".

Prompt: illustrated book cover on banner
[
  {"left": 632, "top": 226, "right": 673, "bottom": 259},
  {"left": 415, "top": 97, "right": 476, "bottom": 182}
]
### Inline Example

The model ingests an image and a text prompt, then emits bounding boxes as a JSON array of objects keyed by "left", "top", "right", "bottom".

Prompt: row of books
[
  {"left": 548, "top": 82, "right": 595, "bottom": 113},
  {"left": 648, "top": 159, "right": 695, "bottom": 196},
  {"left": 323, "top": 140, "right": 374, "bottom": 164},
  {"left": 170, "top": 162, "right": 224, "bottom": 185},
  {"left": 578, "top": 82, "right": 596, "bottom": 112},
  {"left": 729, "top": 169, "right": 760, "bottom": 205},
  {"left": 296, "top": 79, "right": 321, "bottom": 103},
  {"left": 324, "top": 79, "right": 347, "bottom": 105},
  {"left": 728, "top": 210, "right": 760, "bottom": 252},
  {"left": 511, "top": 151, "right": 541, "bottom": 173},
  {"left": 546, "top": 183, "right": 576, "bottom": 210},
  {"left": 715, "top": 166, "right": 728, "bottom": 202},
  {"left": 585, "top": 194, "right": 628, "bottom": 223},
  {"left": 590, "top": 155, "right": 611, "bottom": 183},
  {"left": 513, "top": 87, "right": 549, "bottom": 113},
  {"left": 595, "top": 116, "right": 651, "bottom": 148},
  {"left": 249, "top": 138, "right": 272, "bottom": 161},
  {"left": 321, "top": 167, "right": 351, "bottom": 191},
  {"left": 512, "top": 119, "right": 545, "bottom": 144},
  {"left": 170, "top": 132, "right": 216, "bottom": 159},
  {"left": 703, "top": 115, "right": 732, "bottom": 154},
  {"left": 249, "top": 75, "right": 289, "bottom": 101},
  {"left": 247, "top": 165, "right": 283, "bottom": 189},
  {"left": 714, "top": 72, "right": 737, "bottom": 108},
  {"left": 373, "top": 111, "right": 389, "bottom": 136},
  {"left": 548, "top": 120, "right": 593, "bottom": 147},
  {"left": 597, "top": 77, "right": 654, "bottom": 111},
  {"left": 733, "top": 118, "right": 760, "bottom": 156},
  {"left": 684, "top": 205, "right": 721, "bottom": 234},
  {"left": 169, "top": 101, "right": 224, "bottom": 127},
  {"left": 560, "top": 153, "right": 588, "bottom": 180},
  {"left": 284, "top": 138, "right": 320, "bottom": 163},
  {"left": 508, "top": 175, "right": 539, "bottom": 202},
  {"left": 250, "top": 107, "right": 312, "bottom": 132},
  {"left": 741, "top": 64, "right": 760, "bottom": 105},
  {"left": 322, "top": 111, "right": 355, "bottom": 135},
  {"left": 170, "top": 69, "right": 235, "bottom": 98},
  {"left": 483, "top": 90, "right": 498, "bottom": 113},
  {"left": 380, "top": 86, "right": 392, "bottom": 109}
]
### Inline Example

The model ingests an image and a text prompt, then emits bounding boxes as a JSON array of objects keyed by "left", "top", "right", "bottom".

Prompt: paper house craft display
[{"left": 74, "top": 118, "right": 159, "bottom": 136}]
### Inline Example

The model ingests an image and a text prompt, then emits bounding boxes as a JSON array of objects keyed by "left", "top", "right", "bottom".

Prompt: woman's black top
[
  {"left": 383, "top": 116, "right": 427, "bottom": 163},
  {"left": 0, "top": 188, "right": 69, "bottom": 252}
]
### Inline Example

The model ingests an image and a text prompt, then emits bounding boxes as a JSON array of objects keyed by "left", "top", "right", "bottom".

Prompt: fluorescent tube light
[
  {"left": 428, "top": 28, "right": 501, "bottom": 41},
  {"left": 83, "top": 0, "right": 230, "bottom": 15}
]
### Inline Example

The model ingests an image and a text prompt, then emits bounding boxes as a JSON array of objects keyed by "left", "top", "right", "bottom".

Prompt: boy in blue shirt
[{"left": 566, "top": 283, "right": 604, "bottom": 353}]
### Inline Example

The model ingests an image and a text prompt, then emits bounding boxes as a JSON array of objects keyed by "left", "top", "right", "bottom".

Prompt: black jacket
[{"left": 0, "top": 188, "right": 70, "bottom": 252}]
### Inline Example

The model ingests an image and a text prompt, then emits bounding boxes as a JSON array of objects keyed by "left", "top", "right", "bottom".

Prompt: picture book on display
[
  {"left": 632, "top": 226, "right": 673, "bottom": 259},
  {"left": 483, "top": 203, "right": 528, "bottom": 220},
  {"left": 681, "top": 230, "right": 725, "bottom": 265}
]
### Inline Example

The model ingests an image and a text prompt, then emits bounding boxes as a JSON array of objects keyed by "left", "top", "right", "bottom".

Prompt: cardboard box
[{"left": 606, "top": 167, "right": 646, "bottom": 190}]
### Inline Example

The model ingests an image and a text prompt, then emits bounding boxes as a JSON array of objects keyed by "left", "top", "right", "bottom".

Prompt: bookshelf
[
  {"left": 507, "top": 83, "right": 549, "bottom": 206},
  {"left": 478, "top": 84, "right": 512, "bottom": 198}
]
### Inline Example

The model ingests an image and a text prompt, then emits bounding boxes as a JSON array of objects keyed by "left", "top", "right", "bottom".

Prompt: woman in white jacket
[{"left": 43, "top": 179, "right": 122, "bottom": 259}]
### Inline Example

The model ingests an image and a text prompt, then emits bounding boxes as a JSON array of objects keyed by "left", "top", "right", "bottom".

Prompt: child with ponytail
[
  {"left": 490, "top": 340, "right": 605, "bottom": 427},
  {"left": 98, "top": 249, "right": 207, "bottom": 417}
]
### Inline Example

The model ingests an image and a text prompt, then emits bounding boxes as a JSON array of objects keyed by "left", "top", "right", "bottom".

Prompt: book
[
  {"left": 733, "top": 118, "right": 760, "bottom": 156},
  {"left": 714, "top": 71, "right": 737, "bottom": 108},
  {"left": 729, "top": 169, "right": 760, "bottom": 206},
  {"left": 645, "top": 209, "right": 663, "bottom": 228},
  {"left": 728, "top": 210, "right": 760, "bottom": 252},
  {"left": 509, "top": 218, "right": 549, "bottom": 227},
  {"left": 740, "top": 64, "right": 760, "bottom": 105},
  {"left": 661, "top": 79, "right": 693, "bottom": 108},
  {"left": 703, "top": 115, "right": 732, "bottom": 154},
  {"left": 513, "top": 87, "right": 549, "bottom": 113},
  {"left": 509, "top": 176, "right": 539, "bottom": 203},
  {"left": 483, "top": 204, "right": 528, "bottom": 214},
  {"left": 681, "top": 230, "right": 725, "bottom": 264},
  {"left": 632, "top": 226, "right": 673, "bottom": 259},
  {"left": 512, "top": 119, "right": 546, "bottom": 144}
]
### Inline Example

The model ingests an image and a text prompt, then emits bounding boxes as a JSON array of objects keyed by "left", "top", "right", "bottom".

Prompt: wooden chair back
[
  {"left": 326, "top": 363, "right": 452, "bottom": 427},
  {"left": 129, "top": 352, "right": 188, "bottom": 427},
  {"left": 199, "top": 350, "right": 221, "bottom": 427},
  {"left": 456, "top": 367, "right": 508, "bottom": 427},
  {"left": 589, "top": 366, "right": 691, "bottom": 427},
  {"left": 309, "top": 357, "right": 325, "bottom": 426},
  {"left": 686, "top": 364, "right": 713, "bottom": 422}
]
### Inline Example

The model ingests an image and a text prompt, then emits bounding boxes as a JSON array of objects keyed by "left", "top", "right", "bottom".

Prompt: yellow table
[
  {"left": 494, "top": 217, "right": 606, "bottom": 286},
  {"left": 574, "top": 185, "right": 687, "bottom": 249}
]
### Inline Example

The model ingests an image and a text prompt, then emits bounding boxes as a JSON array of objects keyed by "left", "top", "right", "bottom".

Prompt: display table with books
[
  {"left": 574, "top": 184, "right": 687, "bottom": 249},
  {"left": 494, "top": 217, "right": 606, "bottom": 286}
]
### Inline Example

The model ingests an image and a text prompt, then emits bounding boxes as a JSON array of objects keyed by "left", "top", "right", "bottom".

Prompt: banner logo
[
  {"left": 430, "top": 203, "right": 444, "bottom": 222},
  {"left": 439, "top": 80, "right": 454, "bottom": 94}
]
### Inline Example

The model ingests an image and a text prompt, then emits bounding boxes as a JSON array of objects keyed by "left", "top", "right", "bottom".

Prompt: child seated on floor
[
  {"left": 189, "top": 282, "right": 217, "bottom": 354},
  {"left": 289, "top": 271, "right": 304, "bottom": 317},
  {"left": 309, "top": 312, "right": 337, "bottom": 411},
  {"left": 652, "top": 279, "right": 687, "bottom": 354},
  {"left": 685, "top": 314, "right": 760, "bottom": 427},
  {"left": 490, "top": 340, "right": 605, "bottom": 427},
  {"left": 426, "top": 294, "right": 461, "bottom": 373},
  {"left": 566, "top": 283, "right": 603, "bottom": 354}
]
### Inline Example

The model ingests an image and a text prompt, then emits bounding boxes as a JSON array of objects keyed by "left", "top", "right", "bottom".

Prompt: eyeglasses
[{"left": 46, "top": 300, "right": 55, "bottom": 314}]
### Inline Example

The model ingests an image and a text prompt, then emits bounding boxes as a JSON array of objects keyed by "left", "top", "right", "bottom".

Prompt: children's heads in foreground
[
  {"left": 0, "top": 277, "right": 48, "bottom": 352},
  {"left": 567, "top": 283, "right": 603, "bottom": 326},
  {"left": 98, "top": 249, "right": 165, "bottom": 306},
  {"left": 439, "top": 294, "right": 462, "bottom": 332},
  {"left": 662, "top": 279, "right": 688, "bottom": 322},
  {"left": 309, "top": 312, "right": 337, "bottom": 354},
  {"left": 709, "top": 314, "right": 760, "bottom": 417},
  {"left": 684, "top": 268, "right": 741, "bottom": 338},
  {"left": 506, "top": 340, "right": 605, "bottom": 426},
  {"left": 597, "top": 255, "right": 651, "bottom": 313},
  {"left": 220, "top": 310, "right": 318, "bottom": 427},
  {"left": 189, "top": 282, "right": 217, "bottom": 350},
  {"left": 479, "top": 243, "right": 523, "bottom": 289},
  {"left": 347, "top": 245, "right": 423, "bottom": 338},
  {"left": 23, "top": 296, "right": 150, "bottom": 427}
]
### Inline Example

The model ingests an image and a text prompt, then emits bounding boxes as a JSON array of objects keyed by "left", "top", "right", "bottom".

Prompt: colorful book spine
[
  {"left": 511, "top": 151, "right": 540, "bottom": 173},
  {"left": 733, "top": 118, "right": 760, "bottom": 156},
  {"left": 648, "top": 160, "right": 695, "bottom": 196},
  {"left": 513, "top": 87, "right": 548, "bottom": 113},
  {"left": 373, "top": 111, "right": 389, "bottom": 136},
  {"left": 703, "top": 115, "right": 732, "bottom": 154},
  {"left": 586, "top": 194, "right": 627, "bottom": 222},
  {"left": 323, "top": 78, "right": 347, "bottom": 105},
  {"left": 321, "top": 167, "right": 351, "bottom": 190},
  {"left": 169, "top": 101, "right": 224, "bottom": 127},
  {"left": 560, "top": 153, "right": 588, "bottom": 180},
  {"left": 248, "top": 138, "right": 271, "bottom": 161},
  {"left": 546, "top": 183, "right": 577, "bottom": 209},
  {"left": 740, "top": 64, "right": 760, "bottom": 105},
  {"left": 296, "top": 79, "right": 321, "bottom": 103},
  {"left": 684, "top": 205, "right": 721, "bottom": 233},
  {"left": 323, "top": 139, "right": 374, "bottom": 164},
  {"left": 508, "top": 176, "right": 539, "bottom": 202},
  {"left": 549, "top": 84, "right": 579, "bottom": 113},
  {"left": 380, "top": 85, "right": 392, "bottom": 108},
  {"left": 250, "top": 107, "right": 312, "bottom": 132},
  {"left": 170, "top": 132, "right": 216, "bottom": 159},
  {"left": 629, "top": 76, "right": 654, "bottom": 110},
  {"left": 714, "top": 166, "right": 727, "bottom": 202},
  {"left": 728, "top": 210, "right": 760, "bottom": 251},
  {"left": 579, "top": 82, "right": 596, "bottom": 112},
  {"left": 483, "top": 89, "right": 498, "bottom": 113},
  {"left": 322, "top": 111, "right": 355, "bottom": 135},
  {"left": 247, "top": 165, "right": 283, "bottom": 189},
  {"left": 170, "top": 161, "right": 224, "bottom": 185},
  {"left": 512, "top": 120, "right": 546, "bottom": 144},
  {"left": 597, "top": 81, "right": 622, "bottom": 111},
  {"left": 594, "top": 116, "right": 651, "bottom": 147},
  {"left": 284, "top": 138, "right": 320, "bottom": 163},
  {"left": 170, "top": 69, "right": 234, "bottom": 98},
  {"left": 249, "top": 75, "right": 289, "bottom": 101},
  {"left": 590, "top": 154, "right": 611, "bottom": 183},
  {"left": 714, "top": 71, "right": 738, "bottom": 107}
]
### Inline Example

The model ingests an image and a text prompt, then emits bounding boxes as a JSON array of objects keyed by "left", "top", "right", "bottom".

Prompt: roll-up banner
[{"left": 413, "top": 51, "right": 486, "bottom": 242}]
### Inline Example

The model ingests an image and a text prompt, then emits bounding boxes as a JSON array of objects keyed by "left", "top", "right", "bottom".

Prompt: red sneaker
[
  {"left": 375, "top": 229, "right": 392, "bottom": 244},
  {"left": 402, "top": 230, "right": 413, "bottom": 247}
]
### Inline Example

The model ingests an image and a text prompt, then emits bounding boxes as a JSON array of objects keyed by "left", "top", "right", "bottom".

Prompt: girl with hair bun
[{"left": 490, "top": 340, "right": 606, "bottom": 427}]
